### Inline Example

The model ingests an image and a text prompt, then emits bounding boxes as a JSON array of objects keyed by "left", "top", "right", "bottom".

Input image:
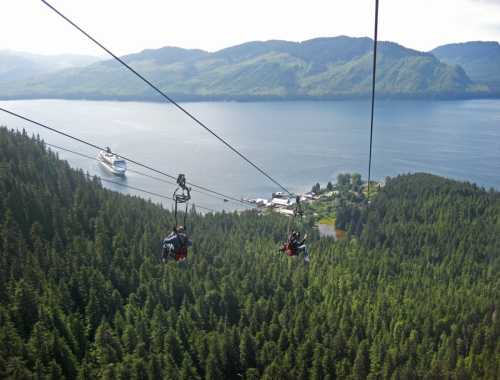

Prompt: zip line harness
[
  {"left": 286, "top": 196, "right": 304, "bottom": 237},
  {"left": 280, "top": 196, "right": 306, "bottom": 257},
  {"left": 161, "top": 174, "right": 192, "bottom": 263},
  {"left": 173, "top": 174, "right": 191, "bottom": 228}
]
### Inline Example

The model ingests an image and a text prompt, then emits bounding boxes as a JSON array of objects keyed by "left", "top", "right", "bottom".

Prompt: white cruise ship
[{"left": 97, "top": 148, "right": 127, "bottom": 176}]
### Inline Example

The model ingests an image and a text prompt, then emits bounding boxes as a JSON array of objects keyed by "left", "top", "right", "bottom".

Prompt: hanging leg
[
  {"left": 298, "top": 244, "right": 310, "bottom": 263},
  {"left": 162, "top": 243, "right": 175, "bottom": 262}
]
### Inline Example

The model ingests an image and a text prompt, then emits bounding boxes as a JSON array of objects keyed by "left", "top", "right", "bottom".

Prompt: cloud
[
  {"left": 486, "top": 23, "right": 500, "bottom": 33},
  {"left": 470, "top": 0, "right": 500, "bottom": 5}
]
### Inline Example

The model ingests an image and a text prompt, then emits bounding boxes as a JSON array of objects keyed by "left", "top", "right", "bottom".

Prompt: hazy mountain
[
  {"left": 0, "top": 37, "right": 490, "bottom": 101},
  {"left": 0, "top": 50, "right": 103, "bottom": 82},
  {"left": 431, "top": 41, "right": 500, "bottom": 90}
]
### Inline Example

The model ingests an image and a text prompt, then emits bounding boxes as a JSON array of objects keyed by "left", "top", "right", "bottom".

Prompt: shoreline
[{"left": 1, "top": 93, "right": 500, "bottom": 104}]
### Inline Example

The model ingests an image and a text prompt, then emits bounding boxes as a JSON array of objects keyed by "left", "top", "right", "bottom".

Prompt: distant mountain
[
  {"left": 0, "top": 37, "right": 491, "bottom": 101},
  {"left": 0, "top": 50, "right": 103, "bottom": 82},
  {"left": 431, "top": 41, "right": 500, "bottom": 90}
]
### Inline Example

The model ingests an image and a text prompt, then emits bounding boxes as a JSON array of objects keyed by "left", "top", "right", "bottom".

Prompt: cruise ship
[{"left": 97, "top": 148, "right": 127, "bottom": 176}]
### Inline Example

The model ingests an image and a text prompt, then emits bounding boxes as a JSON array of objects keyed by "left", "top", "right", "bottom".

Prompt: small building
[
  {"left": 272, "top": 191, "right": 288, "bottom": 199},
  {"left": 304, "top": 192, "right": 316, "bottom": 199},
  {"left": 255, "top": 198, "right": 271, "bottom": 207},
  {"left": 271, "top": 197, "right": 292, "bottom": 208}
]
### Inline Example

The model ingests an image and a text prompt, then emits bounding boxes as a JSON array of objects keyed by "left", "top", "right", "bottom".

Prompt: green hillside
[
  {"left": 0, "top": 37, "right": 489, "bottom": 101},
  {"left": 0, "top": 128, "right": 499, "bottom": 379},
  {"left": 432, "top": 41, "right": 500, "bottom": 91}
]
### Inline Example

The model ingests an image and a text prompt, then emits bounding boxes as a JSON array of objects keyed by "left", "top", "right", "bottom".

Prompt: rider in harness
[
  {"left": 162, "top": 225, "right": 192, "bottom": 262},
  {"left": 161, "top": 174, "right": 192, "bottom": 263},
  {"left": 280, "top": 230, "right": 310, "bottom": 263}
]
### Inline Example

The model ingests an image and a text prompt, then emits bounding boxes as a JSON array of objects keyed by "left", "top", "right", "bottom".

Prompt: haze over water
[{"left": 1, "top": 99, "right": 499, "bottom": 211}]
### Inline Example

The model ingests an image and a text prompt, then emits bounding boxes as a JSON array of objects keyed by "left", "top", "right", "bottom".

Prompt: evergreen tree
[{"left": 180, "top": 354, "right": 200, "bottom": 380}]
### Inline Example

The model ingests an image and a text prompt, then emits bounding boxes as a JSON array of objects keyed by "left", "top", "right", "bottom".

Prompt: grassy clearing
[{"left": 318, "top": 217, "right": 336, "bottom": 225}]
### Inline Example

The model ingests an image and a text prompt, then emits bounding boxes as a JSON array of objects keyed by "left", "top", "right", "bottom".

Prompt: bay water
[{"left": 1, "top": 99, "right": 499, "bottom": 211}]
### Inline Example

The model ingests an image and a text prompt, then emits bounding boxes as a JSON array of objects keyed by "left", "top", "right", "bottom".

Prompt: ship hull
[{"left": 98, "top": 160, "right": 126, "bottom": 176}]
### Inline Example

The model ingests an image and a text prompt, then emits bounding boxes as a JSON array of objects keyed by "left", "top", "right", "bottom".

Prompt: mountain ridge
[
  {"left": 0, "top": 36, "right": 496, "bottom": 101},
  {"left": 0, "top": 50, "right": 103, "bottom": 82},
  {"left": 431, "top": 41, "right": 500, "bottom": 90}
]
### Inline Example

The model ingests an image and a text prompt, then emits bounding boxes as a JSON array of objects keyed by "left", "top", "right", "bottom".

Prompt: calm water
[{"left": 1, "top": 99, "right": 499, "bottom": 211}]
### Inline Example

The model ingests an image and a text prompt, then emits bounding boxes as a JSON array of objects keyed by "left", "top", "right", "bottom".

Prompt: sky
[{"left": 1, "top": 0, "right": 500, "bottom": 57}]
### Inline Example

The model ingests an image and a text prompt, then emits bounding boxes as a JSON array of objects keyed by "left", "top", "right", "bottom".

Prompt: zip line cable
[
  {"left": 44, "top": 142, "right": 242, "bottom": 206},
  {"left": 98, "top": 177, "right": 216, "bottom": 213},
  {"left": 367, "top": 0, "right": 379, "bottom": 201},
  {"left": 0, "top": 107, "right": 254, "bottom": 207},
  {"left": 0, "top": 107, "right": 250, "bottom": 206},
  {"left": 40, "top": 0, "right": 293, "bottom": 196},
  {"left": 44, "top": 143, "right": 187, "bottom": 191},
  {"left": 43, "top": 143, "right": 217, "bottom": 212}
]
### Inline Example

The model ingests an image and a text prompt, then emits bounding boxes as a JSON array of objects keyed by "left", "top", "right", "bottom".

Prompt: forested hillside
[
  {"left": 432, "top": 42, "right": 500, "bottom": 91},
  {"left": 0, "top": 128, "right": 499, "bottom": 379},
  {"left": 0, "top": 37, "right": 489, "bottom": 101}
]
